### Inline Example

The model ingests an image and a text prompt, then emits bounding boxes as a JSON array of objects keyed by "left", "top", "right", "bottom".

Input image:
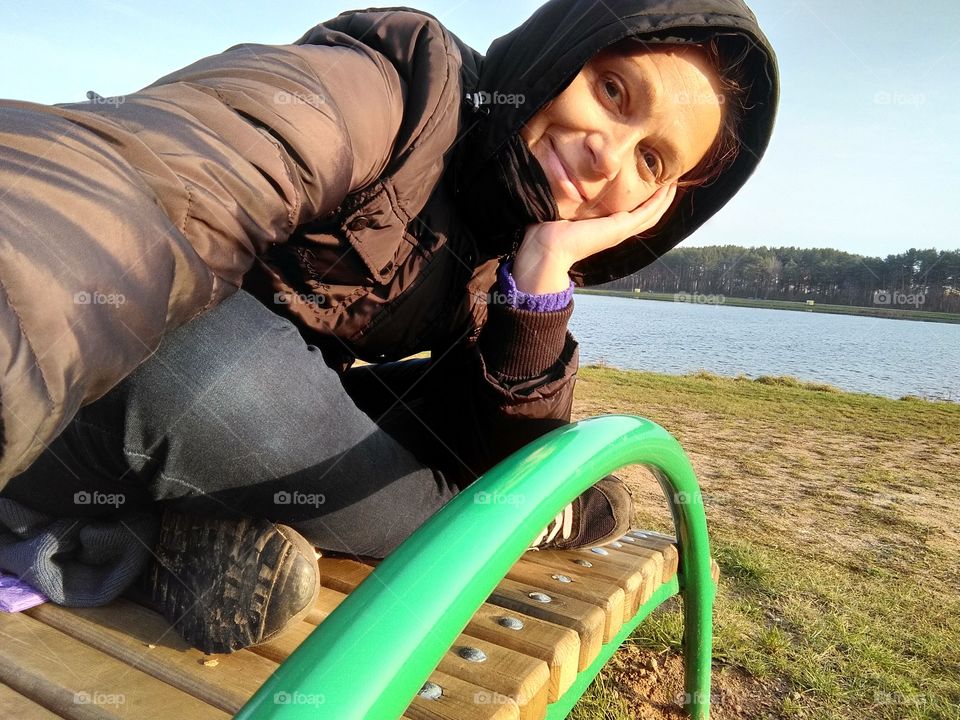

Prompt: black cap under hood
[{"left": 449, "top": 0, "right": 780, "bottom": 287}]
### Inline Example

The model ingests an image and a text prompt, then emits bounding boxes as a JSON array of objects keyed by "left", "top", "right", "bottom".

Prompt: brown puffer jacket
[{"left": 0, "top": 0, "right": 779, "bottom": 488}]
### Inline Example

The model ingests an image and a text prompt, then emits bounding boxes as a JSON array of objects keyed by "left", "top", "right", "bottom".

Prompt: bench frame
[{"left": 235, "top": 414, "right": 716, "bottom": 720}]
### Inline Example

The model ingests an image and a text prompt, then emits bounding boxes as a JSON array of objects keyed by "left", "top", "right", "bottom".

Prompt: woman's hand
[{"left": 512, "top": 183, "right": 678, "bottom": 294}]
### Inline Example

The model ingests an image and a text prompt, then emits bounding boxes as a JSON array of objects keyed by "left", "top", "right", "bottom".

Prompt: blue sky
[{"left": 1, "top": 0, "right": 957, "bottom": 257}]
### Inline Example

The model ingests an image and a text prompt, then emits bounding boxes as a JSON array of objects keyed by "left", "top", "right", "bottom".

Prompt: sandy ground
[{"left": 567, "top": 368, "right": 960, "bottom": 719}]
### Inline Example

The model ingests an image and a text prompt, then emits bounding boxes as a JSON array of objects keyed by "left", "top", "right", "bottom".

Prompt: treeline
[{"left": 596, "top": 246, "right": 960, "bottom": 313}]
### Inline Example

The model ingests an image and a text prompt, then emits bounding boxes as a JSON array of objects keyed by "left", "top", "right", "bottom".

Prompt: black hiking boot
[{"left": 127, "top": 508, "right": 320, "bottom": 654}]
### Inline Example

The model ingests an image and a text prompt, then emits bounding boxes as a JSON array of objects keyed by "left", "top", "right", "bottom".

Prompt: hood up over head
[{"left": 449, "top": 0, "right": 780, "bottom": 286}]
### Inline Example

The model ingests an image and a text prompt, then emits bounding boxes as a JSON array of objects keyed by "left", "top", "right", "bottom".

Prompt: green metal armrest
[{"left": 236, "top": 414, "right": 716, "bottom": 720}]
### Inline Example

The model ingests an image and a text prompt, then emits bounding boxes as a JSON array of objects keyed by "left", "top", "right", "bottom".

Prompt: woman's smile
[{"left": 543, "top": 135, "right": 587, "bottom": 205}]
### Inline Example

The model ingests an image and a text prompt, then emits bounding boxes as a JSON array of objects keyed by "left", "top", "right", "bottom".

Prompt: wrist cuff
[
  {"left": 478, "top": 299, "right": 574, "bottom": 380},
  {"left": 497, "top": 258, "right": 574, "bottom": 312}
]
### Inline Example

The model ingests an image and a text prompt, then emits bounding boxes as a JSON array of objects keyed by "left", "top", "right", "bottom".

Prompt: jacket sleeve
[
  {"left": 0, "top": 41, "right": 405, "bottom": 483},
  {"left": 73, "top": 40, "right": 407, "bottom": 285},
  {"left": 341, "top": 295, "right": 579, "bottom": 491}
]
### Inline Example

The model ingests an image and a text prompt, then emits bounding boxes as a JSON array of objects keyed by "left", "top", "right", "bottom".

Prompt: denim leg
[{"left": 2, "top": 290, "right": 459, "bottom": 558}]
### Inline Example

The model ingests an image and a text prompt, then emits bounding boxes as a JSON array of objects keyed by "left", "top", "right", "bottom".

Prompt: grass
[
  {"left": 574, "top": 288, "right": 960, "bottom": 325},
  {"left": 566, "top": 366, "right": 960, "bottom": 720}
]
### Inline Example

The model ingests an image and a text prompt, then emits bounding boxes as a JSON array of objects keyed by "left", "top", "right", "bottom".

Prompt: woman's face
[{"left": 520, "top": 44, "right": 724, "bottom": 221}]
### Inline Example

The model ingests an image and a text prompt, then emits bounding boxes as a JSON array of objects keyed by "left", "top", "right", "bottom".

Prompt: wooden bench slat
[
  {"left": 573, "top": 542, "right": 661, "bottom": 608},
  {"left": 0, "top": 611, "right": 228, "bottom": 720},
  {"left": 0, "top": 682, "right": 63, "bottom": 719},
  {"left": 304, "top": 586, "right": 347, "bottom": 624},
  {"left": 506, "top": 559, "right": 625, "bottom": 643},
  {"left": 308, "top": 587, "right": 578, "bottom": 705},
  {"left": 621, "top": 531, "right": 719, "bottom": 584},
  {"left": 627, "top": 530, "right": 677, "bottom": 545},
  {"left": 23, "top": 599, "right": 277, "bottom": 715},
  {"left": 616, "top": 533, "right": 680, "bottom": 578},
  {"left": 245, "top": 621, "right": 315, "bottom": 664},
  {"left": 403, "top": 669, "right": 519, "bottom": 720},
  {"left": 463, "top": 603, "right": 579, "bottom": 704},
  {"left": 520, "top": 548, "right": 645, "bottom": 620},
  {"left": 316, "top": 557, "right": 374, "bottom": 593},
  {"left": 487, "top": 578, "right": 605, "bottom": 672},
  {"left": 605, "top": 544, "right": 670, "bottom": 594},
  {"left": 249, "top": 620, "right": 550, "bottom": 720},
  {"left": 436, "top": 635, "right": 549, "bottom": 720}
]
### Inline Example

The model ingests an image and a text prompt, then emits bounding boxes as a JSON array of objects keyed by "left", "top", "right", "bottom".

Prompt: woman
[{"left": 0, "top": 0, "right": 779, "bottom": 653}]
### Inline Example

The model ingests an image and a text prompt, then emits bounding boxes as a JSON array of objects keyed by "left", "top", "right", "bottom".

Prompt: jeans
[{"left": 0, "top": 289, "right": 460, "bottom": 558}]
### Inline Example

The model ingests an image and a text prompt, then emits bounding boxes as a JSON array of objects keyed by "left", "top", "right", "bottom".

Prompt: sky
[{"left": 1, "top": 0, "right": 957, "bottom": 259}]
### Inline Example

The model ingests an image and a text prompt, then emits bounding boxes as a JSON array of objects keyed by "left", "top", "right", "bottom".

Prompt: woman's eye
[
  {"left": 639, "top": 149, "right": 661, "bottom": 176},
  {"left": 602, "top": 79, "right": 622, "bottom": 105}
]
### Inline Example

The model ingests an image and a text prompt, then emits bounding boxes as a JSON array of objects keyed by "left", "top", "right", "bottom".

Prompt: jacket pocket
[{"left": 340, "top": 180, "right": 414, "bottom": 285}]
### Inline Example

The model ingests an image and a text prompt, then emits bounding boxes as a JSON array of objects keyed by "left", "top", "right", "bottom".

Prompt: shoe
[
  {"left": 527, "top": 474, "right": 634, "bottom": 551},
  {"left": 128, "top": 509, "right": 320, "bottom": 654}
]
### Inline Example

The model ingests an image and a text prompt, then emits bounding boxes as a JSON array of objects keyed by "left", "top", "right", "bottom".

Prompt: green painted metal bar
[
  {"left": 649, "top": 465, "right": 717, "bottom": 717},
  {"left": 544, "top": 573, "right": 680, "bottom": 719},
  {"left": 235, "top": 413, "right": 715, "bottom": 720}
]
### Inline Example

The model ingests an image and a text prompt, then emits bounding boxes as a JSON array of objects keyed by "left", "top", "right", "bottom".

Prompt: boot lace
[{"left": 528, "top": 503, "right": 574, "bottom": 550}]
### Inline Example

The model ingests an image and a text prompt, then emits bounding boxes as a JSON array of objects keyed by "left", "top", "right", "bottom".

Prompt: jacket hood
[{"left": 451, "top": 0, "right": 780, "bottom": 287}]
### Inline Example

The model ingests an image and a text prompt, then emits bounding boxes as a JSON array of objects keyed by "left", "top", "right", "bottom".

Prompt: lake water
[{"left": 568, "top": 293, "right": 960, "bottom": 402}]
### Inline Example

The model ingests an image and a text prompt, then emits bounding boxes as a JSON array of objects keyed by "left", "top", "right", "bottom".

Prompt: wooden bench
[{"left": 0, "top": 415, "right": 720, "bottom": 719}]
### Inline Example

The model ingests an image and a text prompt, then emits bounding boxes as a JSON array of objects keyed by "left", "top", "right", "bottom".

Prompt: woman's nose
[{"left": 585, "top": 129, "right": 637, "bottom": 181}]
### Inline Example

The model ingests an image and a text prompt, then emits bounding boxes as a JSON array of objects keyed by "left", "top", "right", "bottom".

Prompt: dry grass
[{"left": 568, "top": 366, "right": 960, "bottom": 720}]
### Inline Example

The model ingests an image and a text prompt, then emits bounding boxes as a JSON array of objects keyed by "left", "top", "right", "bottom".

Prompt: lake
[{"left": 568, "top": 293, "right": 960, "bottom": 402}]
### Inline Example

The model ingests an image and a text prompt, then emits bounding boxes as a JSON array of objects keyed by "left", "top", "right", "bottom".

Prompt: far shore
[{"left": 575, "top": 288, "right": 960, "bottom": 324}]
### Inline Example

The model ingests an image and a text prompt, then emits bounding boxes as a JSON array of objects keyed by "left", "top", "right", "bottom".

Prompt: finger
[
  {"left": 624, "top": 182, "right": 677, "bottom": 233},
  {"left": 637, "top": 182, "right": 677, "bottom": 215},
  {"left": 562, "top": 183, "right": 678, "bottom": 262},
  {"left": 637, "top": 182, "right": 673, "bottom": 209}
]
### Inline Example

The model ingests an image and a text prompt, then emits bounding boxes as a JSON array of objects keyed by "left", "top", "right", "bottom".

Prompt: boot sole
[{"left": 138, "top": 509, "right": 320, "bottom": 654}]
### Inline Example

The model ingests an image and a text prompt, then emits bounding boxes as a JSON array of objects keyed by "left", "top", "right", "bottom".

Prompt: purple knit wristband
[{"left": 496, "top": 258, "right": 574, "bottom": 312}]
